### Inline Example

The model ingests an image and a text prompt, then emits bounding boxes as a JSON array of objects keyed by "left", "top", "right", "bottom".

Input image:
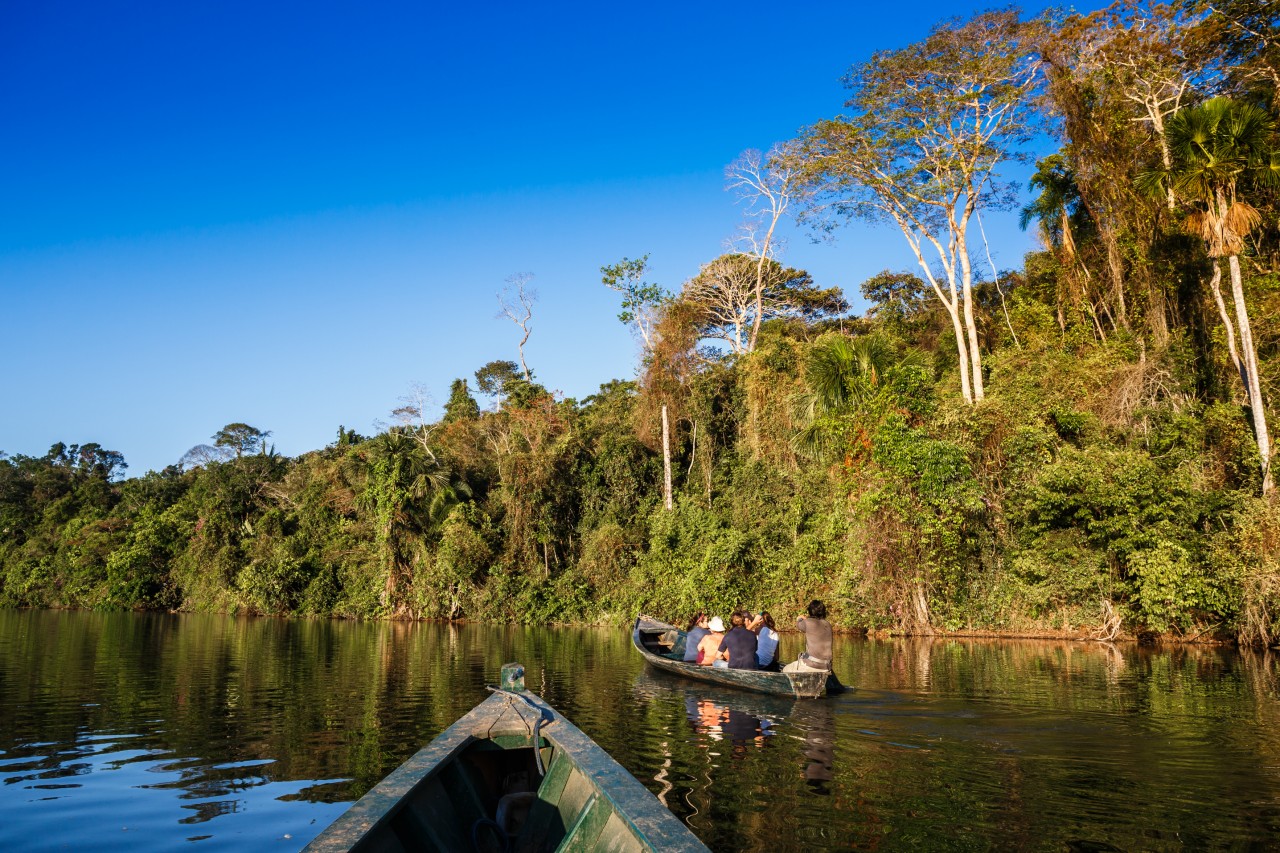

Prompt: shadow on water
[{"left": 4, "top": 610, "right": 1280, "bottom": 851}]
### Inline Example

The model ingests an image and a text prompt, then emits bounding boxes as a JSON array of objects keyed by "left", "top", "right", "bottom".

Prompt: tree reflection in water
[{"left": 5, "top": 611, "right": 1280, "bottom": 851}]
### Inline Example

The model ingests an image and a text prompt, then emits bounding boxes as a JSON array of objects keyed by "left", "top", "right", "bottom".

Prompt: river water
[{"left": 1, "top": 610, "right": 1278, "bottom": 851}]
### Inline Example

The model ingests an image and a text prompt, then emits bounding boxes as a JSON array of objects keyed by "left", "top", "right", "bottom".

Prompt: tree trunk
[
  {"left": 750, "top": 250, "right": 768, "bottom": 353},
  {"left": 517, "top": 330, "right": 531, "bottom": 381},
  {"left": 1208, "top": 264, "right": 1245, "bottom": 387},
  {"left": 957, "top": 217, "right": 985, "bottom": 402},
  {"left": 661, "top": 404, "right": 674, "bottom": 510},
  {"left": 1148, "top": 280, "right": 1169, "bottom": 348},
  {"left": 1228, "top": 255, "right": 1274, "bottom": 496},
  {"left": 910, "top": 582, "right": 934, "bottom": 635},
  {"left": 687, "top": 420, "right": 698, "bottom": 478},
  {"left": 1149, "top": 107, "right": 1176, "bottom": 212},
  {"left": 1104, "top": 232, "right": 1128, "bottom": 330},
  {"left": 945, "top": 301, "right": 974, "bottom": 405},
  {"left": 959, "top": 275, "right": 985, "bottom": 401},
  {"left": 901, "top": 218, "right": 972, "bottom": 403}
]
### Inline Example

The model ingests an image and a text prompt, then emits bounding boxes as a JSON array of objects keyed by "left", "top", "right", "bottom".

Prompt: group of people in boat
[{"left": 681, "top": 600, "right": 832, "bottom": 674}]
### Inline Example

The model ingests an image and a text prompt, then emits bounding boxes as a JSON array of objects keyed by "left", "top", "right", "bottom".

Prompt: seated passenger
[
  {"left": 784, "top": 600, "right": 832, "bottom": 673},
  {"left": 714, "top": 611, "right": 759, "bottom": 670},
  {"left": 750, "top": 610, "right": 780, "bottom": 670},
  {"left": 683, "top": 613, "right": 710, "bottom": 662},
  {"left": 697, "top": 617, "right": 726, "bottom": 666}
]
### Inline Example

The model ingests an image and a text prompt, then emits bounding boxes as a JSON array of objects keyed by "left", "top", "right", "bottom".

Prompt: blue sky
[{"left": 1, "top": 1, "right": 1094, "bottom": 475}]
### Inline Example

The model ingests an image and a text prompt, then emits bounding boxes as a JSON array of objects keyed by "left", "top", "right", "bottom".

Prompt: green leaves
[
  {"left": 792, "top": 333, "right": 930, "bottom": 461},
  {"left": 442, "top": 379, "right": 480, "bottom": 424},
  {"left": 213, "top": 423, "right": 271, "bottom": 458},
  {"left": 1009, "top": 445, "right": 1242, "bottom": 631},
  {"left": 600, "top": 254, "right": 669, "bottom": 347}
]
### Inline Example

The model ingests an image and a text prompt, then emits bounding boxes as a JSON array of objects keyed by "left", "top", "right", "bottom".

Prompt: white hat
[{"left": 708, "top": 616, "right": 726, "bottom": 633}]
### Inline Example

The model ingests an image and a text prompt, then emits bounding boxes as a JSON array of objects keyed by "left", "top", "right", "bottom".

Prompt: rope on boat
[
  {"left": 470, "top": 817, "right": 510, "bottom": 853},
  {"left": 485, "top": 685, "right": 547, "bottom": 777}
]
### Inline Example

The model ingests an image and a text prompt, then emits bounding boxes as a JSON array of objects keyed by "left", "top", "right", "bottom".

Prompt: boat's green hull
[{"left": 304, "top": 681, "right": 707, "bottom": 853}]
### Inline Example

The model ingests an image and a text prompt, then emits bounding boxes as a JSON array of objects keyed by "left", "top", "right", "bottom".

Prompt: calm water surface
[{"left": 2, "top": 610, "right": 1279, "bottom": 851}]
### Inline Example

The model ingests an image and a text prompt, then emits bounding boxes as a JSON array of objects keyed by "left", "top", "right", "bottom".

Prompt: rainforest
[{"left": 4, "top": 1, "right": 1280, "bottom": 646}]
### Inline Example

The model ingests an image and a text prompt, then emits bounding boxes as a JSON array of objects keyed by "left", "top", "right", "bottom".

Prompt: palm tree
[
  {"left": 1020, "top": 155, "right": 1091, "bottom": 255},
  {"left": 1020, "top": 155, "right": 1104, "bottom": 335},
  {"left": 793, "top": 333, "right": 925, "bottom": 460},
  {"left": 1148, "top": 97, "right": 1279, "bottom": 495}
]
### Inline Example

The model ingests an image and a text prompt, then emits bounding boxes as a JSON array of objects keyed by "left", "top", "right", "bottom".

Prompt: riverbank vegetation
[{"left": 4, "top": 1, "right": 1280, "bottom": 643}]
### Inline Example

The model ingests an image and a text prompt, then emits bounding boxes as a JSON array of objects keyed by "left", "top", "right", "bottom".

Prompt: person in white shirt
[{"left": 750, "top": 610, "right": 780, "bottom": 670}]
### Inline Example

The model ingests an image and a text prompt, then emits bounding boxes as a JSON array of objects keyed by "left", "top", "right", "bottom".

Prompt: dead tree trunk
[{"left": 661, "top": 404, "right": 673, "bottom": 510}]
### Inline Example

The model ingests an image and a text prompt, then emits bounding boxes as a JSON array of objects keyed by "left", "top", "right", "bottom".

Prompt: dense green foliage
[{"left": 4, "top": 1, "right": 1280, "bottom": 643}]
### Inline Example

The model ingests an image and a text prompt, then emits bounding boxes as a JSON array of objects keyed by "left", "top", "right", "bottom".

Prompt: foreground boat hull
[
  {"left": 305, "top": 673, "right": 707, "bottom": 853},
  {"left": 632, "top": 616, "right": 840, "bottom": 699}
]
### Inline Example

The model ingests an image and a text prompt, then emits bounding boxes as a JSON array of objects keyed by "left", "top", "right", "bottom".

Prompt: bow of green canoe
[{"left": 304, "top": 673, "right": 708, "bottom": 853}]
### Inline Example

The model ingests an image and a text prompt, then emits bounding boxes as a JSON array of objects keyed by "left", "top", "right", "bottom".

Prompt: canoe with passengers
[
  {"left": 631, "top": 615, "right": 846, "bottom": 699},
  {"left": 304, "top": 663, "right": 708, "bottom": 853}
]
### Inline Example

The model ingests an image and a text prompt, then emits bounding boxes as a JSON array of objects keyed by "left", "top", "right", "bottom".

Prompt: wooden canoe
[
  {"left": 632, "top": 616, "right": 844, "bottom": 700},
  {"left": 304, "top": 663, "right": 708, "bottom": 853}
]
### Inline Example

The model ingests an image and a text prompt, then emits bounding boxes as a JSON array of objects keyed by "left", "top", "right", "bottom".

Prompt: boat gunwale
[{"left": 303, "top": 684, "right": 707, "bottom": 852}]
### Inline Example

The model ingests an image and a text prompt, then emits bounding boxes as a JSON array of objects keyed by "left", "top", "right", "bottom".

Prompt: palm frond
[
  {"left": 1164, "top": 97, "right": 1277, "bottom": 256},
  {"left": 1224, "top": 202, "right": 1262, "bottom": 241}
]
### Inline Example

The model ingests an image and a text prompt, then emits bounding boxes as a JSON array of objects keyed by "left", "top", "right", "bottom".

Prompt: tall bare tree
[
  {"left": 390, "top": 382, "right": 438, "bottom": 456},
  {"left": 497, "top": 273, "right": 536, "bottom": 381},
  {"left": 1084, "top": 2, "right": 1206, "bottom": 212},
  {"left": 1037, "top": 3, "right": 1220, "bottom": 345},
  {"left": 788, "top": 10, "right": 1041, "bottom": 403},
  {"left": 1038, "top": 13, "right": 1144, "bottom": 336},
  {"left": 1184, "top": 0, "right": 1280, "bottom": 103},
  {"left": 726, "top": 145, "right": 797, "bottom": 353}
]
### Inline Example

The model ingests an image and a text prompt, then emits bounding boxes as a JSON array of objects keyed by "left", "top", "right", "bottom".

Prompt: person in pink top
[{"left": 696, "top": 616, "right": 726, "bottom": 666}]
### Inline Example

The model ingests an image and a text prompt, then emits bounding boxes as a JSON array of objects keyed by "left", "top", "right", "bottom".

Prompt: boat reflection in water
[
  {"left": 683, "top": 696, "right": 775, "bottom": 757},
  {"left": 633, "top": 668, "right": 837, "bottom": 780}
]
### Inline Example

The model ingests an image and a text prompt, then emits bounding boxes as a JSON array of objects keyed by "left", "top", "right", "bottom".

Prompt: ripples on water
[{"left": 2, "top": 611, "right": 1280, "bottom": 851}]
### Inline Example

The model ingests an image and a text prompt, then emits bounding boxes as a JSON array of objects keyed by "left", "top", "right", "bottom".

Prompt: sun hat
[{"left": 708, "top": 616, "right": 726, "bottom": 632}]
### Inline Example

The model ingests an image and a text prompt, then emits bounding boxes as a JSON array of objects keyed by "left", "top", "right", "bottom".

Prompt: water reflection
[
  {"left": 684, "top": 698, "right": 773, "bottom": 754},
  {"left": 791, "top": 700, "right": 834, "bottom": 795},
  {"left": 4, "top": 610, "right": 1280, "bottom": 851},
  {"left": 0, "top": 610, "right": 528, "bottom": 851},
  {"left": 638, "top": 669, "right": 840, "bottom": 789}
]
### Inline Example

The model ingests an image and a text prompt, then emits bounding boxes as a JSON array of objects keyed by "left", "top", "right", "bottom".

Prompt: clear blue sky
[{"left": 0, "top": 1, "right": 1093, "bottom": 475}]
